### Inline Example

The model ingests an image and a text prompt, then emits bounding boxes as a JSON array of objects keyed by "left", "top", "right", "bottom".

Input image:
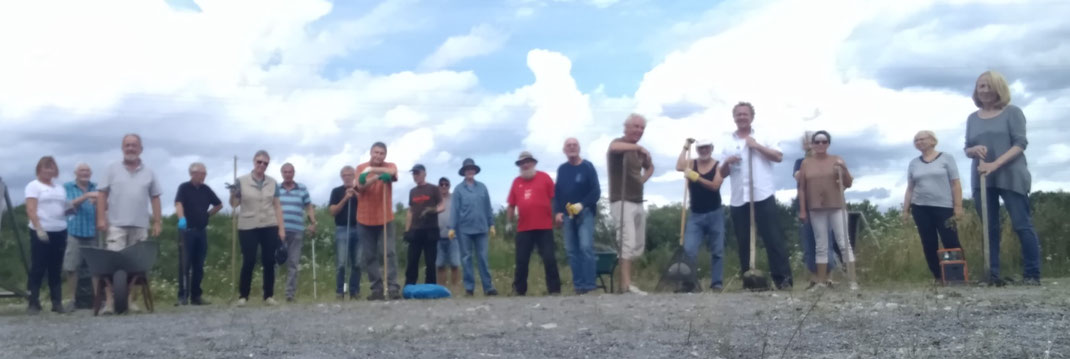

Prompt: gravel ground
[{"left": 1, "top": 281, "right": 1068, "bottom": 359}]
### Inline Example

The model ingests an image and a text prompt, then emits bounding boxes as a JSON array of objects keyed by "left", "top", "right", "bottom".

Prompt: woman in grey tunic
[
  {"left": 964, "top": 70, "right": 1040, "bottom": 285},
  {"left": 903, "top": 130, "right": 962, "bottom": 282}
]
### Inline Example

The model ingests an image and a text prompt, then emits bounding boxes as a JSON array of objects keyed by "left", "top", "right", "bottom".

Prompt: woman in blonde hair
[
  {"left": 903, "top": 130, "right": 962, "bottom": 283},
  {"left": 25, "top": 156, "right": 71, "bottom": 314},
  {"left": 964, "top": 70, "right": 1040, "bottom": 286}
]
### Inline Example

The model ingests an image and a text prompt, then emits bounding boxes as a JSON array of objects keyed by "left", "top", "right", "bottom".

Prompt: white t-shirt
[
  {"left": 24, "top": 179, "right": 68, "bottom": 231},
  {"left": 720, "top": 129, "right": 781, "bottom": 207}
]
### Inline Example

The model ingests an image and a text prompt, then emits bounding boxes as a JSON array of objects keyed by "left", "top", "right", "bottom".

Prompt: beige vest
[{"left": 236, "top": 174, "right": 279, "bottom": 230}]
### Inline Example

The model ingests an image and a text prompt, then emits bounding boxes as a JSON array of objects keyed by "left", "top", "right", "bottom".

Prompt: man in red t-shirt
[{"left": 505, "top": 151, "right": 561, "bottom": 295}]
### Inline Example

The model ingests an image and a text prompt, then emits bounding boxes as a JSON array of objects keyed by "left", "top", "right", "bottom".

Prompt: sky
[{"left": 1, "top": 0, "right": 1068, "bottom": 216}]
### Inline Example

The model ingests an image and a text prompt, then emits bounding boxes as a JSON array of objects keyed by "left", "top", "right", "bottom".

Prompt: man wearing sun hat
[
  {"left": 505, "top": 151, "right": 561, "bottom": 296},
  {"left": 449, "top": 158, "right": 498, "bottom": 296}
]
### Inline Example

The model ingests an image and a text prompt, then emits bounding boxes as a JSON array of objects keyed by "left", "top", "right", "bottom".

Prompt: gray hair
[
  {"left": 624, "top": 113, "right": 646, "bottom": 126},
  {"left": 254, "top": 150, "right": 270, "bottom": 160},
  {"left": 340, "top": 165, "right": 354, "bottom": 175},
  {"left": 74, "top": 162, "right": 92, "bottom": 172},
  {"left": 122, "top": 133, "right": 142, "bottom": 146},
  {"left": 188, "top": 162, "right": 206, "bottom": 172},
  {"left": 915, "top": 130, "right": 938, "bottom": 145}
]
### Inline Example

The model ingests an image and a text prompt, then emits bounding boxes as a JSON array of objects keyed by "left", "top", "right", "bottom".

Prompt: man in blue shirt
[
  {"left": 554, "top": 138, "right": 601, "bottom": 294},
  {"left": 278, "top": 163, "right": 317, "bottom": 302},
  {"left": 63, "top": 163, "right": 99, "bottom": 310},
  {"left": 449, "top": 158, "right": 498, "bottom": 297}
]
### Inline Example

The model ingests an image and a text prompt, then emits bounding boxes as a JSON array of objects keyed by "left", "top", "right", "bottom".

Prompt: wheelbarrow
[{"left": 82, "top": 241, "right": 159, "bottom": 315}]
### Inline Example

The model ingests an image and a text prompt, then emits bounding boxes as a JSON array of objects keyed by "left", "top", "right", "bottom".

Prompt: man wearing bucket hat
[
  {"left": 676, "top": 138, "right": 727, "bottom": 292},
  {"left": 404, "top": 164, "right": 443, "bottom": 285},
  {"left": 506, "top": 151, "right": 561, "bottom": 296},
  {"left": 449, "top": 158, "right": 498, "bottom": 297}
]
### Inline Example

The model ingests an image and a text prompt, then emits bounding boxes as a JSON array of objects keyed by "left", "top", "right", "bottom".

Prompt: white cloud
[{"left": 419, "top": 24, "right": 509, "bottom": 70}]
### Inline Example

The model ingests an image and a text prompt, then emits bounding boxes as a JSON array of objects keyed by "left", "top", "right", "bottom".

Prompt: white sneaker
[
  {"left": 129, "top": 302, "right": 142, "bottom": 313},
  {"left": 235, "top": 298, "right": 247, "bottom": 307},
  {"left": 807, "top": 282, "right": 827, "bottom": 292},
  {"left": 627, "top": 285, "right": 648, "bottom": 296},
  {"left": 264, "top": 297, "right": 278, "bottom": 306},
  {"left": 101, "top": 301, "right": 115, "bottom": 315},
  {"left": 849, "top": 282, "right": 860, "bottom": 291}
]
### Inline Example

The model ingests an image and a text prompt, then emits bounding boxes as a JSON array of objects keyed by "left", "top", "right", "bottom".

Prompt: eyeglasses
[
  {"left": 812, "top": 140, "right": 829, "bottom": 145},
  {"left": 439, "top": 183, "right": 450, "bottom": 187},
  {"left": 255, "top": 160, "right": 269, "bottom": 166}
]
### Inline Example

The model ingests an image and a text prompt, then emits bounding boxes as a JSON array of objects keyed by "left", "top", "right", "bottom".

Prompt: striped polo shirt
[{"left": 278, "top": 182, "right": 312, "bottom": 232}]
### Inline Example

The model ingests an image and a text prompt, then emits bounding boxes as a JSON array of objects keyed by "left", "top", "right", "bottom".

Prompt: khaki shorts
[
  {"left": 63, "top": 236, "right": 97, "bottom": 271},
  {"left": 610, "top": 201, "right": 646, "bottom": 260},
  {"left": 105, "top": 226, "right": 148, "bottom": 251}
]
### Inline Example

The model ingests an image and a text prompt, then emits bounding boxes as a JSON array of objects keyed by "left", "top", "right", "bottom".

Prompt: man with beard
[{"left": 506, "top": 151, "right": 560, "bottom": 296}]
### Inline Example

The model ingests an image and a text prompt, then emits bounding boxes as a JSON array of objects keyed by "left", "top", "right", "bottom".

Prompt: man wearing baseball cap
[
  {"left": 676, "top": 138, "right": 726, "bottom": 292},
  {"left": 505, "top": 151, "right": 561, "bottom": 296},
  {"left": 404, "top": 164, "right": 443, "bottom": 285}
]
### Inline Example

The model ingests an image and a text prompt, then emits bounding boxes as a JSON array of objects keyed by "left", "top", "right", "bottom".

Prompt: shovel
[
  {"left": 979, "top": 173, "right": 992, "bottom": 285},
  {"left": 742, "top": 148, "right": 770, "bottom": 291}
]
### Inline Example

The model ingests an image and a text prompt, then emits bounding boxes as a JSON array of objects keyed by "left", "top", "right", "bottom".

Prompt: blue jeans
[
  {"left": 799, "top": 221, "right": 838, "bottom": 274},
  {"left": 178, "top": 228, "right": 208, "bottom": 300},
  {"left": 436, "top": 237, "right": 461, "bottom": 268},
  {"left": 334, "top": 226, "right": 361, "bottom": 296},
  {"left": 459, "top": 232, "right": 495, "bottom": 293},
  {"left": 683, "top": 208, "right": 726, "bottom": 288},
  {"left": 974, "top": 188, "right": 1041, "bottom": 280},
  {"left": 563, "top": 208, "right": 596, "bottom": 291}
]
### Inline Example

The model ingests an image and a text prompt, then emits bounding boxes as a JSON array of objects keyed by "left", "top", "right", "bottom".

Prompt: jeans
[
  {"left": 178, "top": 228, "right": 208, "bottom": 301},
  {"left": 513, "top": 229, "right": 561, "bottom": 295},
  {"left": 731, "top": 196, "right": 793, "bottom": 288},
  {"left": 436, "top": 237, "right": 461, "bottom": 268},
  {"left": 334, "top": 225, "right": 361, "bottom": 296},
  {"left": 28, "top": 230, "right": 67, "bottom": 306},
  {"left": 683, "top": 207, "right": 726, "bottom": 288},
  {"left": 973, "top": 188, "right": 1041, "bottom": 280},
  {"left": 359, "top": 224, "right": 400, "bottom": 294},
  {"left": 562, "top": 208, "right": 596, "bottom": 291},
  {"left": 459, "top": 232, "right": 495, "bottom": 293},
  {"left": 911, "top": 205, "right": 962, "bottom": 279},
  {"left": 799, "top": 222, "right": 838, "bottom": 274},
  {"left": 284, "top": 231, "right": 304, "bottom": 300},
  {"left": 239, "top": 226, "right": 278, "bottom": 300},
  {"left": 404, "top": 228, "right": 438, "bottom": 285}
]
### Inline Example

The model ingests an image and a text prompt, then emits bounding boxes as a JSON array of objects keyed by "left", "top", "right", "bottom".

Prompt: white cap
[{"left": 695, "top": 139, "right": 714, "bottom": 148}]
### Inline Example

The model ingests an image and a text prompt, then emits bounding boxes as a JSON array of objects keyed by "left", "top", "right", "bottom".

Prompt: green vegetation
[{"left": 2, "top": 191, "right": 1067, "bottom": 302}]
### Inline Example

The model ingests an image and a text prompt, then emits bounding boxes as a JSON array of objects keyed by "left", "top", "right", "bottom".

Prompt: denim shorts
[{"left": 435, "top": 237, "right": 461, "bottom": 267}]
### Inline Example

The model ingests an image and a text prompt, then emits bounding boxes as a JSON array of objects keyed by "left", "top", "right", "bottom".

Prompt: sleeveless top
[{"left": 688, "top": 160, "right": 722, "bottom": 213}]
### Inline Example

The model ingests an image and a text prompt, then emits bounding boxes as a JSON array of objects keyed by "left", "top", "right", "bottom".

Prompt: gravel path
[{"left": 1, "top": 281, "right": 1068, "bottom": 358}]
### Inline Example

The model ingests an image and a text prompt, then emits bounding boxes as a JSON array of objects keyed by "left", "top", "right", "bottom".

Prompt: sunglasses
[
  {"left": 812, "top": 140, "right": 829, "bottom": 145},
  {"left": 439, "top": 183, "right": 450, "bottom": 187},
  {"left": 255, "top": 160, "right": 269, "bottom": 166}
]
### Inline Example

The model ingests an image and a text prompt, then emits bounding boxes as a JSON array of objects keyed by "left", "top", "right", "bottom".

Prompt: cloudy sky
[{"left": 1, "top": 0, "right": 1068, "bottom": 215}]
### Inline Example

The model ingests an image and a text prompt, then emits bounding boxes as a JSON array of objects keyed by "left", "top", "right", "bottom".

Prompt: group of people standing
[{"left": 18, "top": 70, "right": 1043, "bottom": 313}]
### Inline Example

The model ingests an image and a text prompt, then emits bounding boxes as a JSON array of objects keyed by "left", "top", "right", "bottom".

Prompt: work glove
[
  {"left": 379, "top": 173, "right": 393, "bottom": 182},
  {"left": 505, "top": 222, "right": 514, "bottom": 233},
  {"left": 685, "top": 169, "right": 700, "bottom": 182},
  {"left": 448, "top": 229, "right": 456, "bottom": 240},
  {"left": 358, "top": 172, "right": 369, "bottom": 185},
  {"left": 177, "top": 217, "right": 188, "bottom": 231},
  {"left": 489, "top": 226, "right": 496, "bottom": 237},
  {"left": 35, "top": 228, "right": 49, "bottom": 243},
  {"left": 566, "top": 203, "right": 583, "bottom": 217}
]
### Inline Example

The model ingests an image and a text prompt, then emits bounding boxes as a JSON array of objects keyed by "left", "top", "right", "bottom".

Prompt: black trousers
[
  {"left": 513, "top": 229, "right": 561, "bottom": 295},
  {"left": 239, "top": 226, "right": 278, "bottom": 300},
  {"left": 405, "top": 228, "right": 438, "bottom": 285},
  {"left": 28, "top": 230, "right": 67, "bottom": 306},
  {"left": 911, "top": 204, "right": 962, "bottom": 279},
  {"left": 731, "top": 196, "right": 793, "bottom": 288}
]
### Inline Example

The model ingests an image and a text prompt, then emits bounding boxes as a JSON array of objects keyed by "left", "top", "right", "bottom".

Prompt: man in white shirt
[{"left": 719, "top": 102, "right": 793, "bottom": 290}]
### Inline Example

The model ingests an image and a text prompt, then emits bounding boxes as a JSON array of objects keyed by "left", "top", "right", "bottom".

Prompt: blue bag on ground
[{"left": 403, "top": 284, "right": 451, "bottom": 299}]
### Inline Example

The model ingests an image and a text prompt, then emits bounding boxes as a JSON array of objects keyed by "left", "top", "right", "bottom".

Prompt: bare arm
[
  {"left": 208, "top": 204, "right": 223, "bottom": 216},
  {"left": 608, "top": 141, "right": 643, "bottom": 154},
  {"left": 26, "top": 198, "right": 42, "bottom": 231},
  {"left": 505, "top": 204, "right": 516, "bottom": 223},
  {"left": 274, "top": 198, "right": 285, "bottom": 241},
  {"left": 698, "top": 162, "right": 725, "bottom": 192},
  {"left": 96, "top": 190, "right": 109, "bottom": 231},
  {"left": 675, "top": 147, "right": 689, "bottom": 172},
  {"left": 305, "top": 204, "right": 317, "bottom": 231},
  {"left": 229, "top": 189, "right": 240, "bottom": 208},
  {"left": 175, "top": 202, "right": 186, "bottom": 219},
  {"left": 902, "top": 181, "right": 914, "bottom": 217},
  {"left": 151, "top": 196, "right": 162, "bottom": 224},
  {"left": 329, "top": 189, "right": 354, "bottom": 216},
  {"left": 405, "top": 209, "right": 412, "bottom": 232},
  {"left": 641, "top": 157, "right": 654, "bottom": 184}
]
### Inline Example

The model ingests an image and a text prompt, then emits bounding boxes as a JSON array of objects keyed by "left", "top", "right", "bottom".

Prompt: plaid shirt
[{"left": 64, "top": 181, "right": 97, "bottom": 238}]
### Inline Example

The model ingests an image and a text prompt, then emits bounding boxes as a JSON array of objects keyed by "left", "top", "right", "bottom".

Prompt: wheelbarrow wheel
[{"left": 113, "top": 270, "right": 129, "bottom": 314}]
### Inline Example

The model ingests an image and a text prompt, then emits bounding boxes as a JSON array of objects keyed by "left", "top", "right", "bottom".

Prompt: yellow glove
[
  {"left": 489, "top": 226, "right": 496, "bottom": 237},
  {"left": 448, "top": 229, "right": 456, "bottom": 240},
  {"left": 566, "top": 203, "right": 583, "bottom": 217},
  {"left": 685, "top": 169, "right": 700, "bottom": 182}
]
